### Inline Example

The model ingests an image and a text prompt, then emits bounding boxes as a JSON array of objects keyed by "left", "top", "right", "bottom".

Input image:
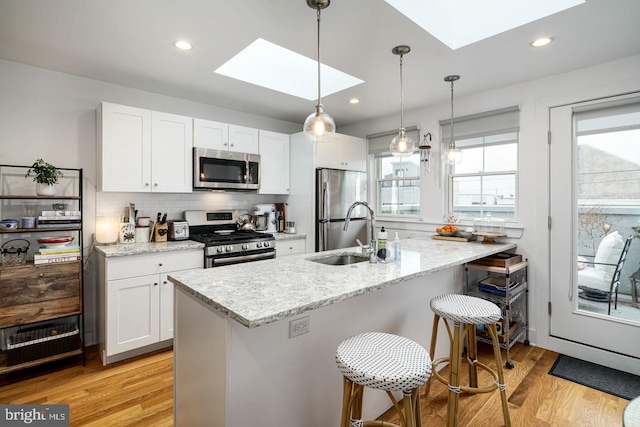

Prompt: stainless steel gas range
[{"left": 185, "top": 210, "right": 275, "bottom": 268}]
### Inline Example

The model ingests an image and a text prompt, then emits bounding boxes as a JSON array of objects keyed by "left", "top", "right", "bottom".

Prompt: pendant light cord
[
  {"left": 449, "top": 79, "right": 455, "bottom": 149},
  {"left": 399, "top": 53, "right": 404, "bottom": 131},
  {"left": 316, "top": 7, "right": 322, "bottom": 107}
]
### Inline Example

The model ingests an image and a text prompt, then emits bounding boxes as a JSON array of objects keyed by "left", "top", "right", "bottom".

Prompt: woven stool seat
[
  {"left": 336, "top": 332, "right": 431, "bottom": 427},
  {"left": 430, "top": 294, "right": 501, "bottom": 325},
  {"left": 336, "top": 332, "right": 431, "bottom": 392}
]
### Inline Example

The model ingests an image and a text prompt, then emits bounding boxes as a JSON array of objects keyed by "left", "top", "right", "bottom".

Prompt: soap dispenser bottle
[
  {"left": 394, "top": 232, "right": 401, "bottom": 261},
  {"left": 377, "top": 227, "right": 388, "bottom": 260}
]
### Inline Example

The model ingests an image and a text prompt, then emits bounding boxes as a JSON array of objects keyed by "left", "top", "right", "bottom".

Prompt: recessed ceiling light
[
  {"left": 384, "top": 0, "right": 583, "bottom": 49},
  {"left": 174, "top": 40, "right": 193, "bottom": 50},
  {"left": 531, "top": 37, "right": 554, "bottom": 47},
  {"left": 214, "top": 38, "right": 364, "bottom": 100},
  {"left": 349, "top": 98, "right": 360, "bottom": 104}
]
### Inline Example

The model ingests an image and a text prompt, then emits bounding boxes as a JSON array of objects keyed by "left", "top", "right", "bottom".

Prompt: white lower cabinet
[
  {"left": 98, "top": 249, "right": 202, "bottom": 365},
  {"left": 275, "top": 238, "right": 306, "bottom": 256}
]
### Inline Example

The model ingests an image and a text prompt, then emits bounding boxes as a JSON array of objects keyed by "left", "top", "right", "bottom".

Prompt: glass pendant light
[
  {"left": 390, "top": 45, "right": 416, "bottom": 156},
  {"left": 445, "top": 75, "right": 463, "bottom": 165},
  {"left": 303, "top": 0, "right": 335, "bottom": 143}
]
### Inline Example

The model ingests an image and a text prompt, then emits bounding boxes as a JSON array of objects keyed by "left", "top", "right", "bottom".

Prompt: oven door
[
  {"left": 206, "top": 249, "right": 275, "bottom": 268},
  {"left": 193, "top": 147, "right": 260, "bottom": 190}
]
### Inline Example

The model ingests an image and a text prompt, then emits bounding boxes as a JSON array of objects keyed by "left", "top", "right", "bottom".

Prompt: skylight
[
  {"left": 214, "top": 38, "right": 364, "bottom": 101},
  {"left": 384, "top": 0, "right": 585, "bottom": 49}
]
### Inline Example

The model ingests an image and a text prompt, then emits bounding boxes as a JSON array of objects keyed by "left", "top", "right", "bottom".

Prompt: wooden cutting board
[{"left": 431, "top": 235, "right": 476, "bottom": 242}]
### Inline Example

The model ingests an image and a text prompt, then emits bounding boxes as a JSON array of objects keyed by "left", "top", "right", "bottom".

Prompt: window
[
  {"left": 441, "top": 107, "right": 520, "bottom": 221},
  {"left": 375, "top": 153, "right": 420, "bottom": 215},
  {"left": 368, "top": 128, "right": 421, "bottom": 217}
]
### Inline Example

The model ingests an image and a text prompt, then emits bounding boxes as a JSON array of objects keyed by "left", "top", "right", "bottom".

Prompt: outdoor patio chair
[{"left": 578, "top": 231, "right": 633, "bottom": 315}]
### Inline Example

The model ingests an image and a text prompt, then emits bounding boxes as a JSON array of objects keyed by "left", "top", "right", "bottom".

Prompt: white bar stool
[
  {"left": 424, "top": 294, "right": 511, "bottom": 427},
  {"left": 336, "top": 332, "right": 432, "bottom": 427}
]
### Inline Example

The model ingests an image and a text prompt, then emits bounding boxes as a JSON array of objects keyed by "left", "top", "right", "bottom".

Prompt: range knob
[
  {"left": 216, "top": 247, "right": 224, "bottom": 253},
  {"left": 242, "top": 243, "right": 249, "bottom": 250},
  {"left": 264, "top": 241, "right": 270, "bottom": 247},
  {"left": 257, "top": 242, "right": 263, "bottom": 248},
  {"left": 226, "top": 245, "right": 233, "bottom": 252}
]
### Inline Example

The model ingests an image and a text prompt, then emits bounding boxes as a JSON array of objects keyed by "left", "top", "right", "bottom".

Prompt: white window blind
[
  {"left": 440, "top": 106, "right": 520, "bottom": 144},
  {"left": 574, "top": 97, "right": 640, "bottom": 137}
]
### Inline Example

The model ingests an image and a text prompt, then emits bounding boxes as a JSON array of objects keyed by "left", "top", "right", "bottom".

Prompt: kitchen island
[{"left": 168, "top": 237, "right": 516, "bottom": 427}]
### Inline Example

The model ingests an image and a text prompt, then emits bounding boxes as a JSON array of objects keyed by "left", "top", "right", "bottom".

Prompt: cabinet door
[
  {"left": 229, "top": 124, "right": 259, "bottom": 154},
  {"left": 106, "top": 274, "right": 160, "bottom": 356},
  {"left": 338, "top": 134, "right": 367, "bottom": 172},
  {"left": 315, "top": 134, "right": 367, "bottom": 171},
  {"left": 159, "top": 273, "right": 174, "bottom": 341},
  {"left": 315, "top": 138, "right": 342, "bottom": 170},
  {"left": 99, "top": 102, "right": 152, "bottom": 192},
  {"left": 151, "top": 112, "right": 193, "bottom": 193},
  {"left": 193, "top": 118, "right": 229, "bottom": 150},
  {"left": 258, "top": 130, "right": 290, "bottom": 194}
]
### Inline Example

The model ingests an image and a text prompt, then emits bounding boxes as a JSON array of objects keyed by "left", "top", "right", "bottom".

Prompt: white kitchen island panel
[{"left": 174, "top": 267, "right": 462, "bottom": 427}]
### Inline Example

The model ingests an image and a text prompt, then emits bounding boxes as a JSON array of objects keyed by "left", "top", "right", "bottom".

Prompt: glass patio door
[{"left": 549, "top": 94, "right": 640, "bottom": 374}]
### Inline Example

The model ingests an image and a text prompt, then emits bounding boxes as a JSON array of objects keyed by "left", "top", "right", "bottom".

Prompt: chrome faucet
[{"left": 344, "top": 201, "right": 376, "bottom": 263}]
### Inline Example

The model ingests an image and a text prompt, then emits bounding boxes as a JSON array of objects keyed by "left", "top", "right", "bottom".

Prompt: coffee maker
[{"left": 253, "top": 204, "right": 277, "bottom": 232}]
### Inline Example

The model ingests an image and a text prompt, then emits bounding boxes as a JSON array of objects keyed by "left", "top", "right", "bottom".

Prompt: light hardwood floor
[{"left": 0, "top": 343, "right": 629, "bottom": 426}]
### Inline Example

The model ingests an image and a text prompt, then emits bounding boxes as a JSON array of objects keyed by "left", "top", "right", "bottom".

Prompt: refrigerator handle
[
  {"left": 322, "top": 180, "right": 329, "bottom": 221},
  {"left": 320, "top": 181, "right": 331, "bottom": 251}
]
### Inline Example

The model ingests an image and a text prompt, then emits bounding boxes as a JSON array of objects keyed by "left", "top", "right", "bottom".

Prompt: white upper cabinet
[
  {"left": 193, "top": 118, "right": 229, "bottom": 150},
  {"left": 98, "top": 102, "right": 192, "bottom": 193},
  {"left": 229, "top": 124, "right": 259, "bottom": 154},
  {"left": 151, "top": 112, "right": 193, "bottom": 193},
  {"left": 258, "top": 130, "right": 290, "bottom": 195},
  {"left": 193, "top": 119, "right": 259, "bottom": 154},
  {"left": 315, "top": 133, "right": 367, "bottom": 172}
]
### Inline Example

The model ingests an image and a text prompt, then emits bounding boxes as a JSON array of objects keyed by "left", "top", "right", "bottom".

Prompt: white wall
[
  {"left": 340, "top": 54, "right": 640, "bottom": 351},
  {"left": 0, "top": 58, "right": 300, "bottom": 344}
]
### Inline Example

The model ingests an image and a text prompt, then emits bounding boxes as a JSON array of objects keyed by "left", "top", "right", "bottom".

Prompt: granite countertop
[
  {"left": 273, "top": 232, "right": 306, "bottom": 241},
  {"left": 168, "top": 237, "right": 517, "bottom": 329},
  {"left": 94, "top": 240, "right": 204, "bottom": 257}
]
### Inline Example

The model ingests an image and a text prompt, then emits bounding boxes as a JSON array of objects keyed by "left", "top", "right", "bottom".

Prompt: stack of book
[
  {"left": 33, "top": 245, "right": 81, "bottom": 265},
  {"left": 37, "top": 211, "right": 82, "bottom": 229}
]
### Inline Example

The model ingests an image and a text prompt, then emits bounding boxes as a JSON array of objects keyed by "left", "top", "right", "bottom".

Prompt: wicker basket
[
  {"left": 7, "top": 323, "right": 81, "bottom": 366},
  {"left": 1, "top": 238, "right": 30, "bottom": 266}
]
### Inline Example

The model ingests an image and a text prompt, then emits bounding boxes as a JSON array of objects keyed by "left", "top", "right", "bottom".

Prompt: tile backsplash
[{"left": 96, "top": 191, "right": 288, "bottom": 221}]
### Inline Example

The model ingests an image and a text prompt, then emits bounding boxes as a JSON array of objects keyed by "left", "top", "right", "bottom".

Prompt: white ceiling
[{"left": 0, "top": 0, "right": 639, "bottom": 128}]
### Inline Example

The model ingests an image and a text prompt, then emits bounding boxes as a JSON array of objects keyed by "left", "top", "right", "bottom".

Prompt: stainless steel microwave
[{"left": 193, "top": 147, "right": 261, "bottom": 191}]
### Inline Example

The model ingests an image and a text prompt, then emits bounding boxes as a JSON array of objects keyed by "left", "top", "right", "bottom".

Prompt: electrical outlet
[
  {"left": 289, "top": 316, "right": 310, "bottom": 338},
  {"left": 453, "top": 266, "right": 463, "bottom": 279}
]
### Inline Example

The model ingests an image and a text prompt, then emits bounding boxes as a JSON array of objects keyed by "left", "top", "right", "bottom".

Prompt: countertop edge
[
  {"left": 94, "top": 240, "right": 205, "bottom": 257},
  {"left": 170, "top": 241, "right": 517, "bottom": 329}
]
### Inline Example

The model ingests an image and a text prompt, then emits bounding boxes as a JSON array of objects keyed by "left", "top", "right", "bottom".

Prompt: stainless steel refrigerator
[{"left": 316, "top": 168, "right": 368, "bottom": 252}]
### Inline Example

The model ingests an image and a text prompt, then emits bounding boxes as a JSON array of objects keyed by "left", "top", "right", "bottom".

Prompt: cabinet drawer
[
  {"left": 0, "top": 296, "right": 81, "bottom": 328},
  {"left": 276, "top": 239, "right": 306, "bottom": 256},
  {"left": 0, "top": 262, "right": 81, "bottom": 307},
  {"left": 106, "top": 250, "right": 203, "bottom": 280}
]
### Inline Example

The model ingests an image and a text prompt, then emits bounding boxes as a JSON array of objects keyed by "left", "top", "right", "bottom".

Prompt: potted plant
[{"left": 25, "top": 159, "right": 63, "bottom": 196}]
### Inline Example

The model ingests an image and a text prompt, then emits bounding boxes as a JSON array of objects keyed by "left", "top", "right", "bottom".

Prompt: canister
[
  {"left": 135, "top": 226, "right": 150, "bottom": 243},
  {"left": 119, "top": 222, "right": 136, "bottom": 244}
]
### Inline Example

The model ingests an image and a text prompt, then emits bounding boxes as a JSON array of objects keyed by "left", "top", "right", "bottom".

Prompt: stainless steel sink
[{"left": 308, "top": 253, "right": 370, "bottom": 266}]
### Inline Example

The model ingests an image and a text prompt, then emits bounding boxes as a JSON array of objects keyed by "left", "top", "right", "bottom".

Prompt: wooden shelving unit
[{"left": 0, "top": 164, "right": 84, "bottom": 375}]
